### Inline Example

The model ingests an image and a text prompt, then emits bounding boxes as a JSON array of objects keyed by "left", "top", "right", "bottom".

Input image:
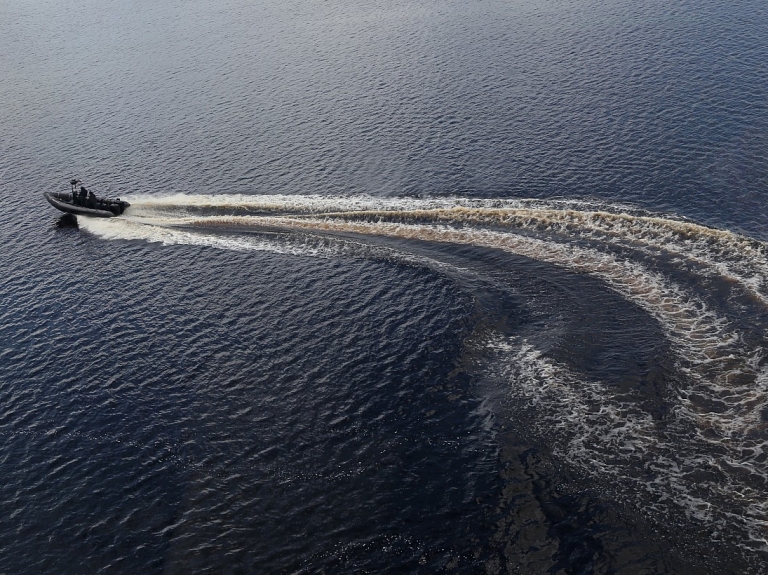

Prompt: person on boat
[{"left": 80, "top": 186, "right": 88, "bottom": 204}]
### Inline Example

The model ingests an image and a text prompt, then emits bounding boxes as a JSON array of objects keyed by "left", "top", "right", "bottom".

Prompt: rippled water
[{"left": 2, "top": 0, "right": 768, "bottom": 573}]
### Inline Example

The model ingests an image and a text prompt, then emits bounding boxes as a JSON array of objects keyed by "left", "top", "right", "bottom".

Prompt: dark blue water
[{"left": 2, "top": 0, "right": 768, "bottom": 572}]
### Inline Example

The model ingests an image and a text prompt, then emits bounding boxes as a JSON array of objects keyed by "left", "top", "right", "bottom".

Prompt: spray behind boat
[{"left": 44, "top": 178, "right": 130, "bottom": 218}]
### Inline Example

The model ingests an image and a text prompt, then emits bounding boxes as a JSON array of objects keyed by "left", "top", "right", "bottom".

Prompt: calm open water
[{"left": 2, "top": 0, "right": 768, "bottom": 573}]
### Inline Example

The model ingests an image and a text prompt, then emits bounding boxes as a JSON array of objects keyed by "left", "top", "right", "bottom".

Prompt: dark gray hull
[{"left": 44, "top": 191, "right": 129, "bottom": 218}]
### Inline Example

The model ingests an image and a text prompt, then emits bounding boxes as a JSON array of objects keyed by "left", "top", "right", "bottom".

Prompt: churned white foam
[
  {"left": 124, "top": 193, "right": 475, "bottom": 216},
  {"left": 76, "top": 215, "right": 337, "bottom": 258},
  {"left": 484, "top": 334, "right": 768, "bottom": 551},
  {"left": 124, "top": 193, "right": 661, "bottom": 220},
  {"left": 449, "top": 207, "right": 768, "bottom": 306}
]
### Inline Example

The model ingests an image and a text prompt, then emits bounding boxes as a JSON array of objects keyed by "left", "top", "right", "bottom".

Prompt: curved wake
[{"left": 78, "top": 194, "right": 768, "bottom": 553}]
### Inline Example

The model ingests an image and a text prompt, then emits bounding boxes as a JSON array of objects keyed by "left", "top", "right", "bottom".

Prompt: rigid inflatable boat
[{"left": 44, "top": 179, "right": 130, "bottom": 218}]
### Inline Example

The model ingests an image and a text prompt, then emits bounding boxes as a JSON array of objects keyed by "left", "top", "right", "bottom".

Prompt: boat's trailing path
[{"left": 79, "top": 193, "right": 768, "bottom": 552}]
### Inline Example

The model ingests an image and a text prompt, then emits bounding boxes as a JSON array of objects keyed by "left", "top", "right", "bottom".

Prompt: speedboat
[{"left": 44, "top": 179, "right": 130, "bottom": 218}]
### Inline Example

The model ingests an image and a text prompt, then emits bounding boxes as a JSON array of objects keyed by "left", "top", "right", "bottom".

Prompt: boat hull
[{"left": 44, "top": 192, "right": 128, "bottom": 218}]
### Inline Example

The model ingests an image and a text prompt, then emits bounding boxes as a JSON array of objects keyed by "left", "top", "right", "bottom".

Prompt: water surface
[{"left": 1, "top": 0, "right": 767, "bottom": 572}]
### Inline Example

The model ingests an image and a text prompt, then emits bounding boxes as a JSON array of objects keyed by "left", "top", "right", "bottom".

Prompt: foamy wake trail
[
  {"left": 484, "top": 335, "right": 768, "bottom": 550},
  {"left": 126, "top": 194, "right": 768, "bottom": 304},
  {"left": 79, "top": 194, "right": 768, "bottom": 547},
  {"left": 77, "top": 214, "right": 340, "bottom": 258}
]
